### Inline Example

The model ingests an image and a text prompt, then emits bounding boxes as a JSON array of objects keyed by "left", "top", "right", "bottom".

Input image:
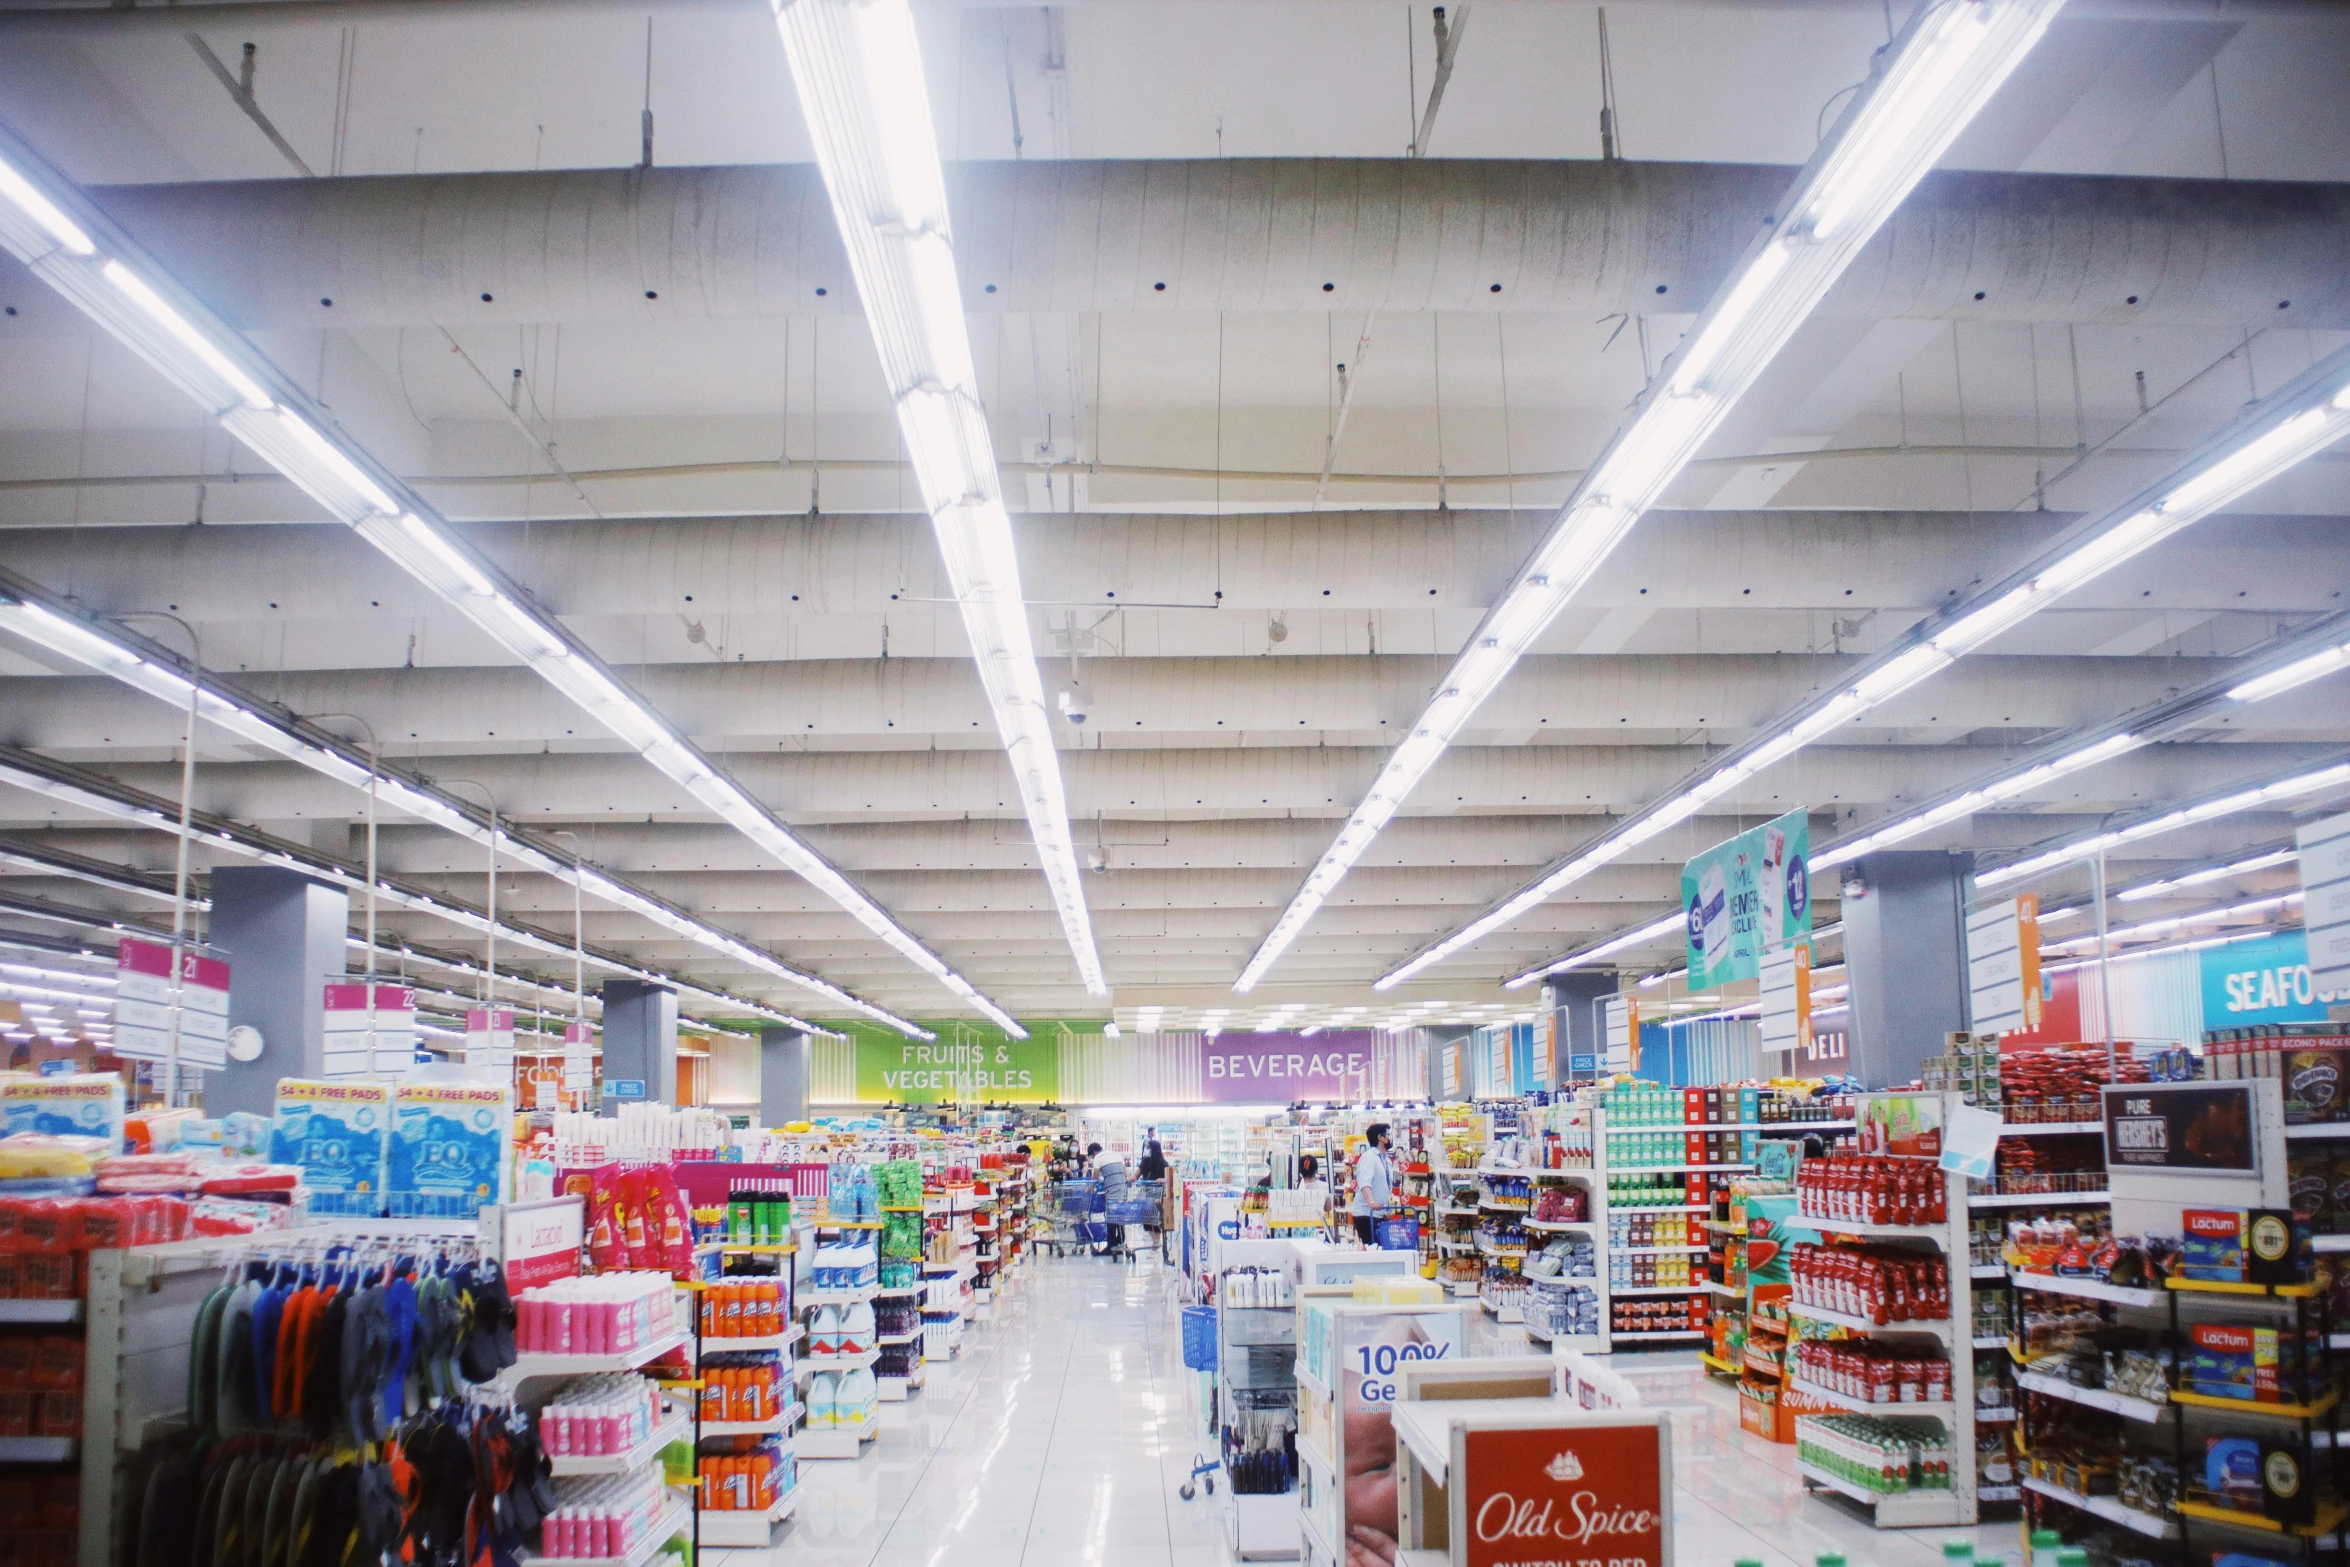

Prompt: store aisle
[{"left": 765, "top": 1254, "right": 2024, "bottom": 1567}]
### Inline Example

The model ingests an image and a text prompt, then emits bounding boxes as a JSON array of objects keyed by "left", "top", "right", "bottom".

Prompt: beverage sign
[
  {"left": 1460, "top": 1414, "right": 1670, "bottom": 1567},
  {"left": 1200, "top": 1032, "right": 1379, "bottom": 1103},
  {"left": 2104, "top": 1082, "right": 2259, "bottom": 1174},
  {"left": 1681, "top": 808, "right": 1811, "bottom": 989}
]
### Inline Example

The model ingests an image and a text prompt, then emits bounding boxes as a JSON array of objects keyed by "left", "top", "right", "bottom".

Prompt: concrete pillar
[
  {"left": 1545, "top": 973, "right": 1617, "bottom": 1085},
  {"left": 758, "top": 1026, "right": 811, "bottom": 1126},
  {"left": 206, "top": 866, "right": 351, "bottom": 1118},
  {"left": 599, "top": 980, "right": 677, "bottom": 1108},
  {"left": 1839, "top": 850, "right": 1975, "bottom": 1089}
]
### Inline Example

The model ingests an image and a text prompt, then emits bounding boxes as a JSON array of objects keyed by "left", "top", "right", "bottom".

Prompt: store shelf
[
  {"left": 2285, "top": 1122, "right": 2350, "bottom": 1140},
  {"left": 1798, "top": 1215, "right": 1946, "bottom": 1240},
  {"left": 1609, "top": 1286, "right": 1705, "bottom": 1297},
  {"left": 550, "top": 1409, "right": 693, "bottom": 1476},
  {"left": 1607, "top": 1204, "right": 1714, "bottom": 1215},
  {"left": 1789, "top": 1303, "right": 1952, "bottom": 1340},
  {"left": 794, "top": 1415, "right": 879, "bottom": 1459},
  {"left": 800, "top": 1284, "right": 880, "bottom": 1306},
  {"left": 1967, "top": 1191, "right": 2110, "bottom": 1208},
  {"left": 1614, "top": 1244, "right": 1707, "bottom": 1256},
  {"left": 2013, "top": 1370, "right": 2166, "bottom": 1424},
  {"left": 1978, "top": 1485, "right": 2022, "bottom": 1503},
  {"left": 1699, "top": 1352, "right": 1741, "bottom": 1375},
  {"left": 2008, "top": 1271, "right": 2165, "bottom": 1308},
  {"left": 2177, "top": 1498, "right": 2350, "bottom": 1538},
  {"left": 1521, "top": 1217, "right": 1595, "bottom": 1232},
  {"left": 698, "top": 1490, "right": 801, "bottom": 1549},
  {"left": 2169, "top": 1387, "right": 2338, "bottom": 1420},
  {"left": 496, "top": 1328, "right": 693, "bottom": 1392},
  {"left": 0, "top": 1300, "right": 80, "bottom": 1324},
  {"left": 520, "top": 1493, "right": 693, "bottom": 1567},
  {"left": 1600, "top": 1163, "right": 1755, "bottom": 1174},
  {"left": 1702, "top": 1280, "right": 1743, "bottom": 1297},
  {"left": 2020, "top": 1478, "right": 2174, "bottom": 1539},
  {"left": 1997, "top": 1122, "right": 2105, "bottom": 1137},
  {"left": 1795, "top": 1462, "right": 1965, "bottom": 1526},
  {"left": 1611, "top": 1329, "right": 1706, "bottom": 1340},
  {"left": 1970, "top": 1264, "right": 2009, "bottom": 1280},
  {"left": 1975, "top": 1407, "right": 2017, "bottom": 1422},
  {"left": 700, "top": 1328, "right": 800, "bottom": 1354},
  {"left": 2169, "top": 1277, "right": 2324, "bottom": 1298},
  {"left": 712, "top": 1243, "right": 797, "bottom": 1255},
  {"left": 699, "top": 1403, "right": 802, "bottom": 1438},
  {"left": 1787, "top": 1377, "right": 1957, "bottom": 1422}
]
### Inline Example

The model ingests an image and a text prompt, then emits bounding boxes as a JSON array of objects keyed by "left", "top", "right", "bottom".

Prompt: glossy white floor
[{"left": 748, "top": 1251, "right": 2025, "bottom": 1567}]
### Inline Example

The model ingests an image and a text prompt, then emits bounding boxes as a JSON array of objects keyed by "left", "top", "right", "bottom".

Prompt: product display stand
[
  {"left": 1790, "top": 1092, "right": 1979, "bottom": 1528},
  {"left": 696, "top": 1228, "right": 801, "bottom": 1554},
  {"left": 796, "top": 1216, "right": 880, "bottom": 1461},
  {"left": 1215, "top": 1261, "right": 1301, "bottom": 1562},
  {"left": 920, "top": 1188, "right": 972, "bottom": 1360}
]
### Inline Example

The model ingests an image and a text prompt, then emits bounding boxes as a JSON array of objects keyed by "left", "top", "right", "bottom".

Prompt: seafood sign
[{"left": 1462, "top": 1419, "right": 1669, "bottom": 1567}]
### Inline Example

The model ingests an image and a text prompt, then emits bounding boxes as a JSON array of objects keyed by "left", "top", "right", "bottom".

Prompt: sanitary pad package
[
  {"left": 269, "top": 1079, "right": 392, "bottom": 1216},
  {"left": 388, "top": 1081, "right": 513, "bottom": 1218}
]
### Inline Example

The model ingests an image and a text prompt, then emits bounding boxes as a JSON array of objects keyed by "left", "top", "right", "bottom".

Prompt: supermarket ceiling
[{"left": 2, "top": 0, "right": 2349, "bottom": 1036}]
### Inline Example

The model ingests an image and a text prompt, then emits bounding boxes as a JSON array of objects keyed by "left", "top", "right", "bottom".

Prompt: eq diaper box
[
  {"left": 0, "top": 1074, "right": 125, "bottom": 1144},
  {"left": 388, "top": 1081, "right": 513, "bottom": 1218},
  {"left": 269, "top": 1080, "right": 391, "bottom": 1216}
]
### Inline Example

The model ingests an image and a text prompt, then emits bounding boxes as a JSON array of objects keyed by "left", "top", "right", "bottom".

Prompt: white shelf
[
  {"left": 2014, "top": 1370, "right": 2167, "bottom": 1423},
  {"left": 2020, "top": 1478, "right": 2175, "bottom": 1539},
  {"left": 0, "top": 1300, "right": 80, "bottom": 1324},
  {"left": 1978, "top": 1485, "right": 2022, "bottom": 1503},
  {"left": 549, "top": 1409, "right": 693, "bottom": 1476},
  {"left": 698, "top": 1403, "right": 801, "bottom": 1438},
  {"left": 1970, "top": 1264, "right": 2009, "bottom": 1280},
  {"left": 1967, "top": 1191, "right": 2109, "bottom": 1209},
  {"left": 1795, "top": 1461, "right": 1964, "bottom": 1526},
  {"left": 1799, "top": 1215, "right": 1947, "bottom": 1240},
  {"left": 497, "top": 1328, "right": 693, "bottom": 1392},
  {"left": 1975, "top": 1407, "right": 2017, "bottom": 1422},
  {"left": 2313, "top": 1234, "right": 2350, "bottom": 1255},
  {"left": 2286, "top": 1122, "right": 2350, "bottom": 1140},
  {"left": 1996, "top": 1122, "right": 2104, "bottom": 1137},
  {"left": 521, "top": 1493, "right": 692, "bottom": 1567},
  {"left": 2008, "top": 1270, "right": 2165, "bottom": 1308},
  {"left": 1521, "top": 1217, "right": 1595, "bottom": 1232},
  {"left": 1610, "top": 1329, "right": 1706, "bottom": 1340},
  {"left": 1788, "top": 1377, "right": 1958, "bottom": 1423},
  {"left": 877, "top": 1331, "right": 920, "bottom": 1346},
  {"left": 1614, "top": 1244, "right": 1707, "bottom": 1255},
  {"left": 1608, "top": 1285, "right": 1705, "bottom": 1297},
  {"left": 1790, "top": 1302, "right": 1952, "bottom": 1341},
  {"left": 1972, "top": 1334, "right": 2008, "bottom": 1349},
  {"left": 699, "top": 1328, "right": 800, "bottom": 1354},
  {"left": 796, "top": 1349, "right": 881, "bottom": 1375},
  {"left": 1600, "top": 1163, "right": 1754, "bottom": 1174},
  {"left": 697, "top": 1490, "right": 800, "bottom": 1549},
  {"left": 799, "top": 1284, "right": 880, "bottom": 1306}
]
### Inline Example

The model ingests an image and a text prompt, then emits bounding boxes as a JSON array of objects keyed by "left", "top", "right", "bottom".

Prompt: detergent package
[
  {"left": 0, "top": 1076, "right": 125, "bottom": 1145},
  {"left": 269, "top": 1080, "right": 391, "bottom": 1216},
  {"left": 387, "top": 1082, "right": 513, "bottom": 1218}
]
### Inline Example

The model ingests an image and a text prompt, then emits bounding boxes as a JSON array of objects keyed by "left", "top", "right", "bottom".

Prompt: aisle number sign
[
  {"left": 1966, "top": 895, "right": 2041, "bottom": 1036},
  {"left": 2300, "top": 811, "right": 2350, "bottom": 997},
  {"left": 1681, "top": 808, "right": 1810, "bottom": 989},
  {"left": 112, "top": 937, "right": 229, "bottom": 1067}
]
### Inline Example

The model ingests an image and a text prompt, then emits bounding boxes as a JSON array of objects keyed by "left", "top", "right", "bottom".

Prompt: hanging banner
[
  {"left": 1440, "top": 1043, "right": 1463, "bottom": 1099},
  {"left": 1201, "top": 1032, "right": 1378, "bottom": 1103},
  {"left": 1604, "top": 997, "right": 1636, "bottom": 1073},
  {"left": 831, "top": 1021, "right": 1071, "bottom": 1104},
  {"left": 464, "top": 1007, "right": 515, "bottom": 1074},
  {"left": 1534, "top": 1017, "right": 1556, "bottom": 1089},
  {"left": 1681, "top": 808, "right": 1811, "bottom": 990},
  {"left": 321, "top": 983, "right": 417, "bottom": 1080},
  {"left": 1759, "top": 943, "right": 1813, "bottom": 1056},
  {"left": 1966, "top": 894, "right": 2041, "bottom": 1037},
  {"left": 112, "top": 937, "right": 230, "bottom": 1067}
]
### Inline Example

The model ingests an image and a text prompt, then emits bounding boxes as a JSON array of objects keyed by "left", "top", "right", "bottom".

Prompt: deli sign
[{"left": 1459, "top": 1414, "right": 1671, "bottom": 1567}]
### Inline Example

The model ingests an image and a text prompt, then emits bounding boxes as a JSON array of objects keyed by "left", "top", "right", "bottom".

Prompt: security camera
[{"left": 1058, "top": 689, "right": 1087, "bottom": 726}]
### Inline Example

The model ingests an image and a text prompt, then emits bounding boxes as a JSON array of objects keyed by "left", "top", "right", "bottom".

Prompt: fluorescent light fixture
[
  {"left": 2115, "top": 847, "right": 2298, "bottom": 903},
  {"left": 0, "top": 151, "right": 93, "bottom": 256},
  {"left": 99, "top": 261, "right": 272, "bottom": 411},
  {"left": 1978, "top": 756, "right": 2350, "bottom": 891},
  {"left": 772, "top": 0, "right": 1105, "bottom": 999},
  {"left": 1387, "top": 344, "right": 2350, "bottom": 992},
  {"left": 2043, "top": 891, "right": 2303, "bottom": 954},
  {"left": 2230, "top": 640, "right": 2350, "bottom": 705},
  {"left": 0, "top": 132, "right": 1020, "bottom": 1032},
  {"left": 1240, "top": 0, "right": 2063, "bottom": 994}
]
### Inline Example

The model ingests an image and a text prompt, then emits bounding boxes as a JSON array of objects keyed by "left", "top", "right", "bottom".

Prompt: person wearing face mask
[{"left": 1347, "top": 1124, "right": 1396, "bottom": 1246}]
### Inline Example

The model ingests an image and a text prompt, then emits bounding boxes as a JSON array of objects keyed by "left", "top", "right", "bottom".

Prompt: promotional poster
[
  {"left": 1682, "top": 808, "right": 1811, "bottom": 989},
  {"left": 1341, "top": 1308, "right": 1467, "bottom": 1564}
]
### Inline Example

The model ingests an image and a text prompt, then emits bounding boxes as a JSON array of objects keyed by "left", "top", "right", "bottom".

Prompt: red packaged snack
[
  {"left": 28, "top": 1336, "right": 80, "bottom": 1392},
  {"left": 615, "top": 1170, "right": 652, "bottom": 1269},
  {"left": 68, "top": 1200, "right": 127, "bottom": 1252},
  {"left": 10, "top": 1201, "right": 77, "bottom": 1256},
  {"left": 583, "top": 1165, "right": 624, "bottom": 1272},
  {"left": 646, "top": 1166, "right": 694, "bottom": 1276}
]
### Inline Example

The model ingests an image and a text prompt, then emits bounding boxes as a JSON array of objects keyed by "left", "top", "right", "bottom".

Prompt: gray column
[
  {"left": 206, "top": 866, "right": 351, "bottom": 1118},
  {"left": 757, "top": 1026, "right": 811, "bottom": 1126},
  {"left": 1545, "top": 973, "right": 1617, "bottom": 1085},
  {"left": 1839, "top": 849, "right": 1975, "bottom": 1089},
  {"left": 599, "top": 979, "right": 678, "bottom": 1107}
]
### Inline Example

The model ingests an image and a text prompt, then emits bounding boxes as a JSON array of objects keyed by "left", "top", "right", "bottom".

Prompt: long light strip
[
  {"left": 1505, "top": 632, "right": 2350, "bottom": 987},
  {"left": 1234, "top": 0, "right": 2066, "bottom": 994},
  {"left": 2042, "top": 891, "right": 2303, "bottom": 955},
  {"left": 0, "top": 750, "right": 818, "bottom": 1030},
  {"left": 2042, "top": 923, "right": 2284, "bottom": 976},
  {"left": 0, "top": 123, "right": 1017, "bottom": 1035},
  {"left": 2114, "top": 847, "right": 2298, "bottom": 904},
  {"left": 1977, "top": 755, "right": 2350, "bottom": 892},
  {"left": 1387, "top": 345, "right": 2350, "bottom": 990},
  {"left": 768, "top": 0, "right": 1105, "bottom": 998},
  {"left": 0, "top": 584, "right": 920, "bottom": 1035}
]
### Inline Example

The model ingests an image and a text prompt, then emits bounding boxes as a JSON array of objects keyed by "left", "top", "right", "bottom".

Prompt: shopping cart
[
  {"left": 1103, "top": 1177, "right": 1163, "bottom": 1264},
  {"left": 1039, "top": 1178, "right": 1100, "bottom": 1258}
]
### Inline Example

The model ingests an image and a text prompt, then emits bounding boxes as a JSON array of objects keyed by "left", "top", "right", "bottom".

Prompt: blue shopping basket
[
  {"left": 1376, "top": 1215, "right": 1421, "bottom": 1250},
  {"left": 1180, "top": 1305, "right": 1219, "bottom": 1372}
]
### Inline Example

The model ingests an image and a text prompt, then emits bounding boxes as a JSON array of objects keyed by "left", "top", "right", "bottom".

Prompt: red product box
[
  {"left": 1686, "top": 1133, "right": 1706, "bottom": 1166},
  {"left": 1684, "top": 1089, "right": 1704, "bottom": 1125}
]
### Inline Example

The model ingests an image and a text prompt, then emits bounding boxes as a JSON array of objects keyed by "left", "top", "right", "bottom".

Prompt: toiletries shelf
[
  {"left": 518, "top": 1493, "right": 695, "bottom": 1567},
  {"left": 549, "top": 1409, "right": 694, "bottom": 1477},
  {"left": 496, "top": 1328, "right": 694, "bottom": 1393},
  {"left": 697, "top": 1489, "right": 801, "bottom": 1549},
  {"left": 795, "top": 1349, "right": 881, "bottom": 1376}
]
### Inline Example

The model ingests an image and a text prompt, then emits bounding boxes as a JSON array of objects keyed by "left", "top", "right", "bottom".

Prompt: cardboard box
[
  {"left": 2284, "top": 1048, "right": 2350, "bottom": 1124},
  {"left": 2182, "top": 1209, "right": 2305, "bottom": 1284}
]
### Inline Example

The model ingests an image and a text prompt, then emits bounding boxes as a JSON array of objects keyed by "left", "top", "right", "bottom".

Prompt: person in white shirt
[
  {"left": 1295, "top": 1153, "right": 1333, "bottom": 1238},
  {"left": 1347, "top": 1123, "right": 1395, "bottom": 1245}
]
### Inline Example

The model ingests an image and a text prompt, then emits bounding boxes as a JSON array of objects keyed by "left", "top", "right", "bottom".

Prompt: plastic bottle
[
  {"left": 2029, "top": 1529, "right": 2062, "bottom": 1567},
  {"left": 1941, "top": 1542, "right": 1975, "bottom": 1565},
  {"left": 808, "top": 1370, "right": 839, "bottom": 1430}
]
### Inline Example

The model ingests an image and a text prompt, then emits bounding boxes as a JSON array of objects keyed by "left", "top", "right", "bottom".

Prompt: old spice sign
[{"left": 1463, "top": 1416, "right": 1670, "bottom": 1567}]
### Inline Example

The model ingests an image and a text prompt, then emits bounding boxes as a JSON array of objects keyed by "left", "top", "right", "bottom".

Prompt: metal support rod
[
  {"left": 315, "top": 714, "right": 383, "bottom": 1075},
  {"left": 441, "top": 780, "right": 500, "bottom": 1063},
  {"left": 2092, "top": 849, "right": 2115, "bottom": 1074},
  {"left": 119, "top": 612, "right": 201, "bottom": 1107}
]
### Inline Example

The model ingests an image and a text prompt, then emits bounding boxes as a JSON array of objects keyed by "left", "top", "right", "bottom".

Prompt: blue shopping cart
[{"left": 1041, "top": 1178, "right": 1100, "bottom": 1258}]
